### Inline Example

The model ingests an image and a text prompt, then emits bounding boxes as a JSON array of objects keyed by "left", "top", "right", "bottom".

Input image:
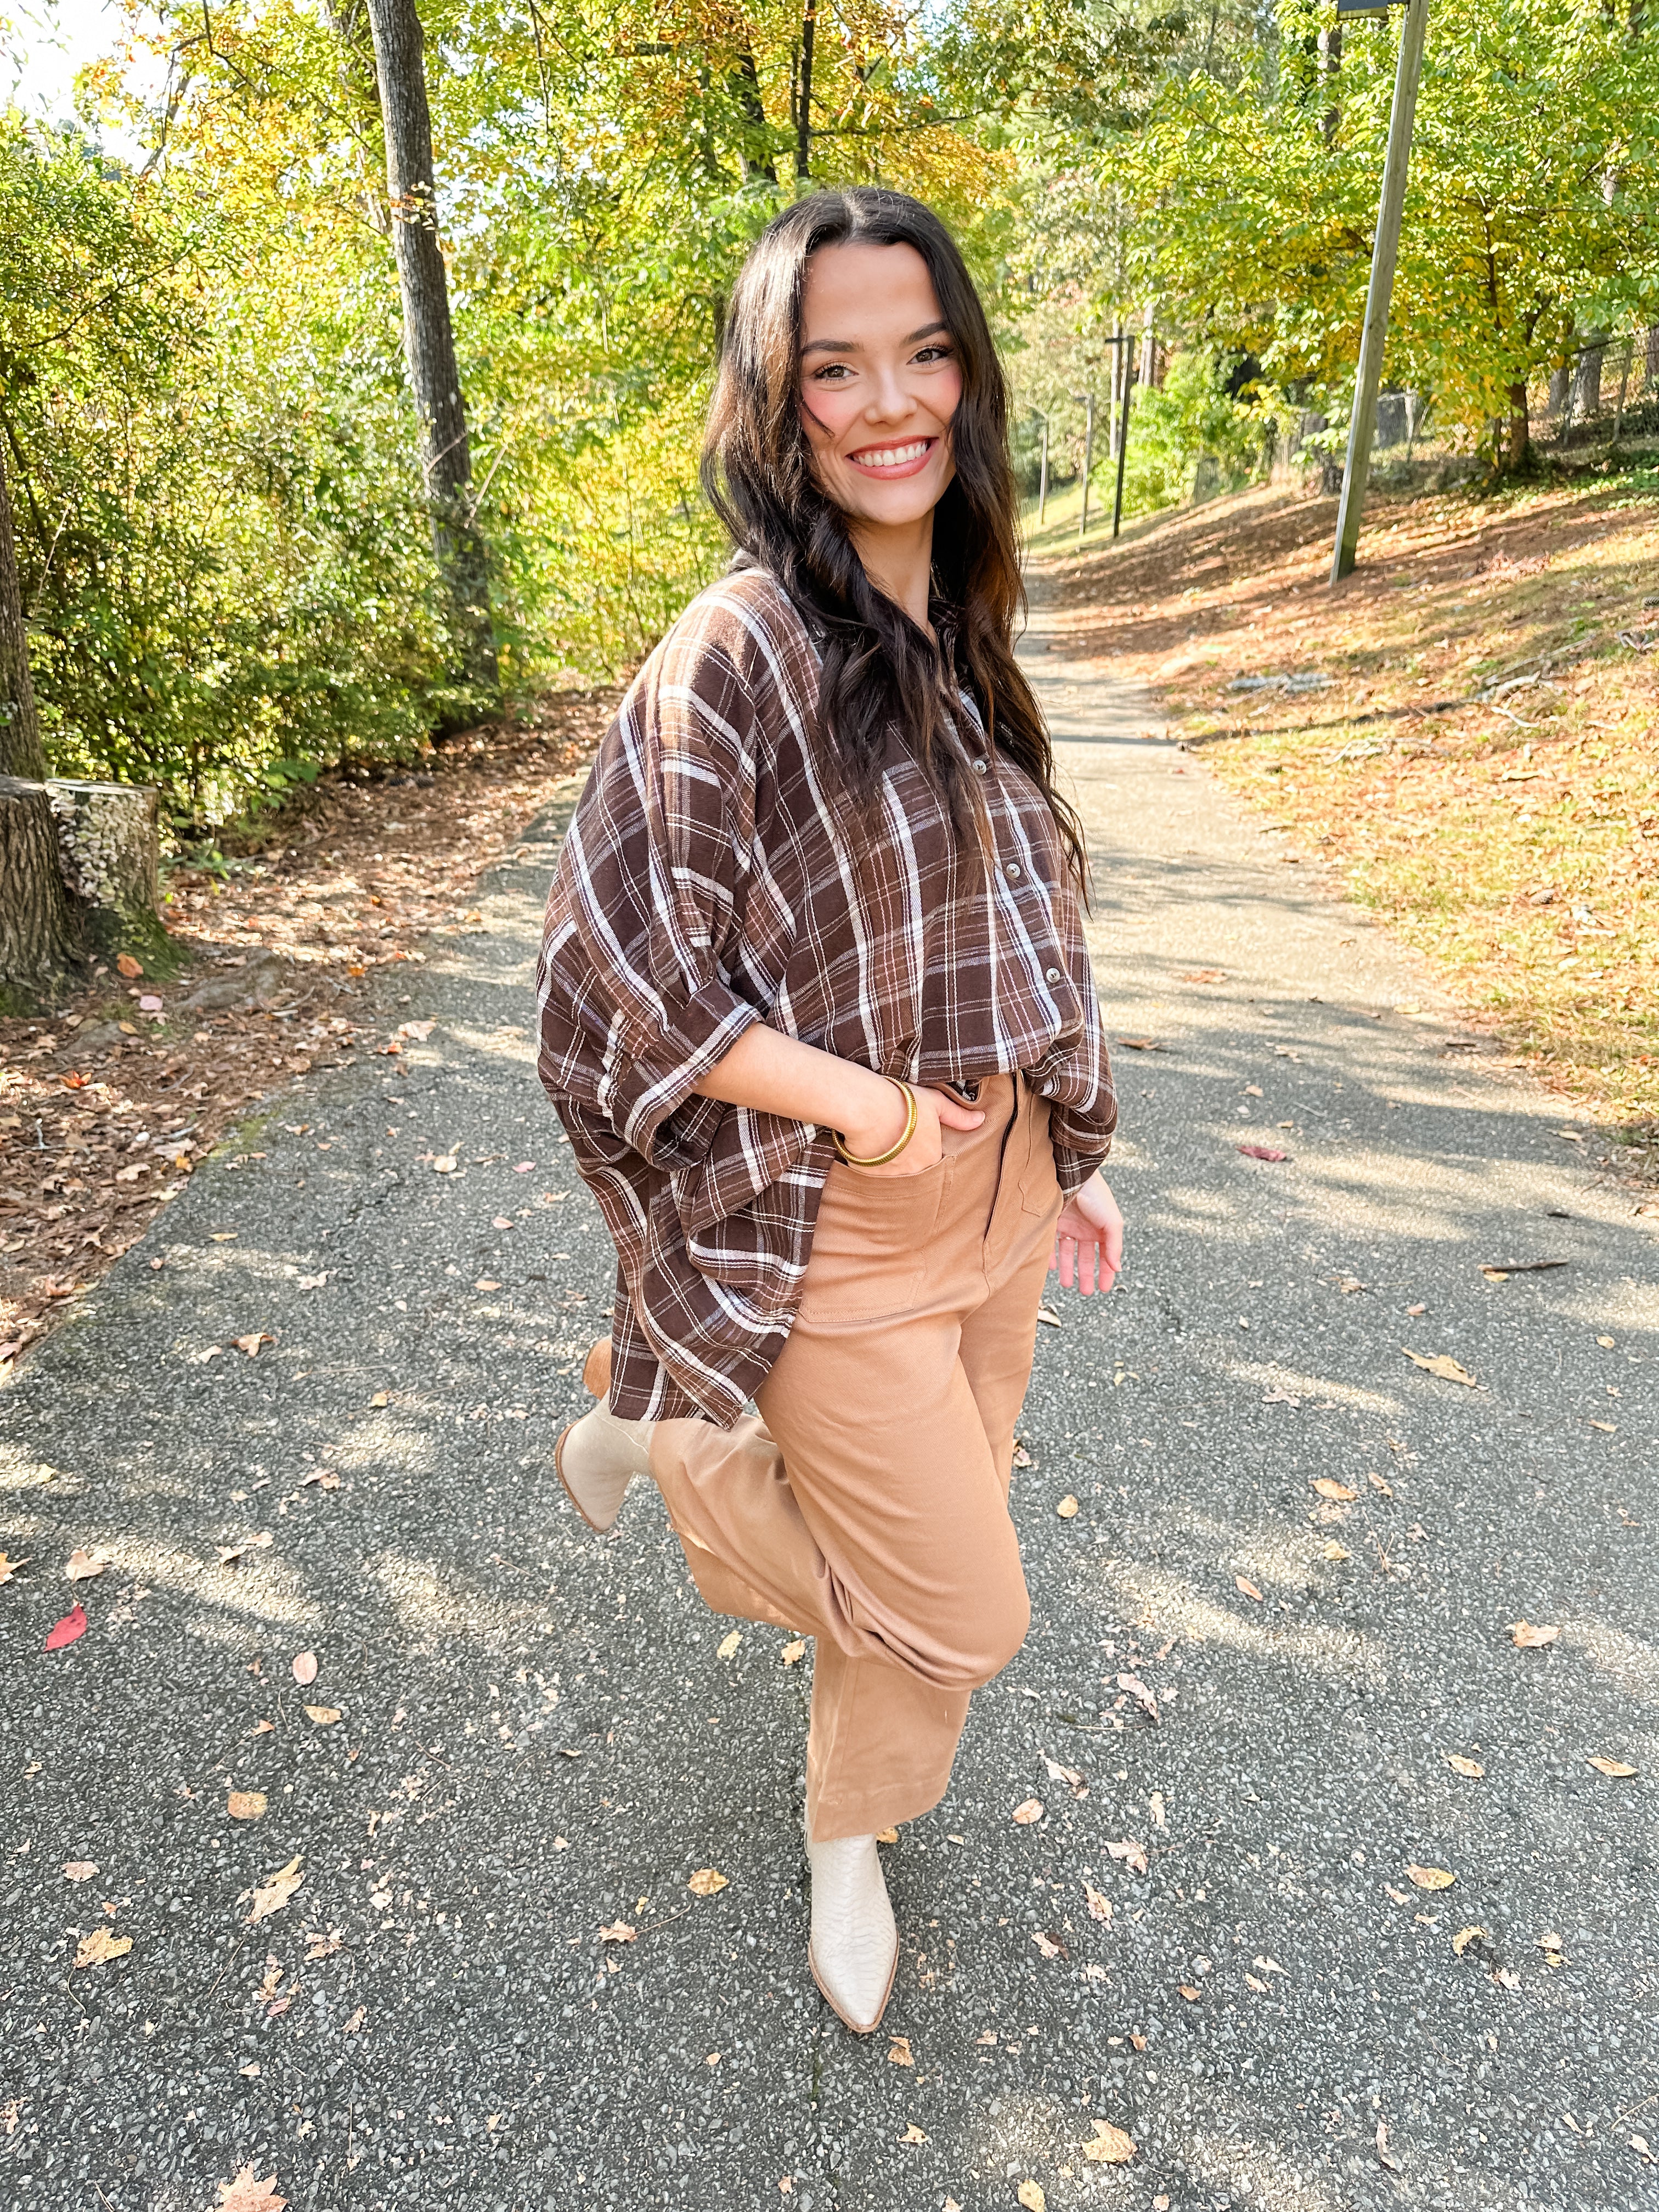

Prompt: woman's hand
[
  {"left": 1050, "top": 1172, "right": 1122, "bottom": 1295},
  {"left": 839, "top": 1082, "right": 984, "bottom": 1177}
]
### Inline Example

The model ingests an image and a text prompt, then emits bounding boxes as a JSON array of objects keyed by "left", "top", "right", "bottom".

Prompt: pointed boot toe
[{"left": 806, "top": 1833, "right": 899, "bottom": 2034}]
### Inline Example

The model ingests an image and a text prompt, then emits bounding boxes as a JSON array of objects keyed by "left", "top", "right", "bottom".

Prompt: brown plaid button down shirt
[{"left": 536, "top": 566, "right": 1116, "bottom": 1425}]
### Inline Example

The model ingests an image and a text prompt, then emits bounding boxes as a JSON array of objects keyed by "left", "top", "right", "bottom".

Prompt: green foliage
[{"left": 1119, "top": 349, "right": 1272, "bottom": 514}]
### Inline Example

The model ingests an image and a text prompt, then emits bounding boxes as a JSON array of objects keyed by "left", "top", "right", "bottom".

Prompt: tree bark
[
  {"left": 1505, "top": 381, "right": 1531, "bottom": 472},
  {"left": 797, "top": 0, "right": 816, "bottom": 182},
  {"left": 0, "top": 447, "right": 46, "bottom": 783},
  {"left": 363, "top": 0, "right": 498, "bottom": 703},
  {"left": 0, "top": 778, "right": 84, "bottom": 992}
]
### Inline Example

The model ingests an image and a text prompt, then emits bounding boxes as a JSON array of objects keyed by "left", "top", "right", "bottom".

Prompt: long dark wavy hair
[{"left": 701, "top": 188, "right": 1087, "bottom": 888}]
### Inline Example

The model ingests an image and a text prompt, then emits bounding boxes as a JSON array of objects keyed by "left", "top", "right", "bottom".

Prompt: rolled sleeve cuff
[{"left": 602, "top": 980, "right": 761, "bottom": 1168}]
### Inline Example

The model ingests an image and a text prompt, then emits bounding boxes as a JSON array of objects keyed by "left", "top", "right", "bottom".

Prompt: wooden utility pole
[
  {"left": 364, "top": 0, "right": 498, "bottom": 699},
  {"left": 1329, "top": 0, "right": 1430, "bottom": 584},
  {"left": 1111, "top": 348, "right": 1134, "bottom": 541}
]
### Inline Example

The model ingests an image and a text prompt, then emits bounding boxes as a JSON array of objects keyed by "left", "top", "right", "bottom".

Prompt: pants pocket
[
  {"left": 798, "top": 1154, "right": 951, "bottom": 1319},
  {"left": 1019, "top": 1092, "right": 1062, "bottom": 1216}
]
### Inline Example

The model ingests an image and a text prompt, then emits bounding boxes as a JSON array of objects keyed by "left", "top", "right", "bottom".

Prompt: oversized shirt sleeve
[{"left": 537, "top": 605, "right": 765, "bottom": 1169}]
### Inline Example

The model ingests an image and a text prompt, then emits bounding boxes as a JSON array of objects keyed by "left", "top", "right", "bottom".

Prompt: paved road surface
[{"left": 3, "top": 586, "right": 1656, "bottom": 2212}]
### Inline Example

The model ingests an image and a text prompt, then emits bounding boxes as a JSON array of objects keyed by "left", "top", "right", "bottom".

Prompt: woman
[{"left": 536, "top": 187, "right": 1121, "bottom": 2035}]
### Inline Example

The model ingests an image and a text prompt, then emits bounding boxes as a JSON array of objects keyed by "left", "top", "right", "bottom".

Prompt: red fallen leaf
[
  {"left": 61, "top": 1071, "right": 88, "bottom": 1090},
  {"left": 116, "top": 952, "right": 144, "bottom": 979},
  {"left": 46, "top": 1603, "right": 88, "bottom": 1651},
  {"left": 1237, "top": 1145, "right": 1290, "bottom": 1163}
]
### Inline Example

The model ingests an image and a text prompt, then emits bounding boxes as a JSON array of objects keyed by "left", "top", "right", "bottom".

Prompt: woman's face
[{"left": 797, "top": 240, "right": 962, "bottom": 532}]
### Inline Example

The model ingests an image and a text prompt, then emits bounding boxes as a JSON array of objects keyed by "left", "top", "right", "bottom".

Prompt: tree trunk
[
  {"left": 363, "top": 0, "right": 498, "bottom": 704},
  {"left": 1318, "top": 21, "right": 1342, "bottom": 146},
  {"left": 0, "top": 447, "right": 46, "bottom": 783},
  {"left": 797, "top": 0, "right": 816, "bottom": 182},
  {"left": 1505, "top": 381, "right": 1531, "bottom": 472},
  {"left": 0, "top": 778, "right": 84, "bottom": 992}
]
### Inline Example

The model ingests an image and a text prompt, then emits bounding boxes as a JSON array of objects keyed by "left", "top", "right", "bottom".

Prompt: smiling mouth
[{"left": 845, "top": 437, "right": 936, "bottom": 476}]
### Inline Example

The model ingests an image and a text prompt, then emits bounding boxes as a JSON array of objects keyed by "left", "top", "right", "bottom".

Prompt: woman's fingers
[{"left": 928, "top": 1091, "right": 986, "bottom": 1131}]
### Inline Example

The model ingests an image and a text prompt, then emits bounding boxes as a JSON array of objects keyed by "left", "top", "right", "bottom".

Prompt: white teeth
[{"left": 852, "top": 440, "right": 929, "bottom": 469}]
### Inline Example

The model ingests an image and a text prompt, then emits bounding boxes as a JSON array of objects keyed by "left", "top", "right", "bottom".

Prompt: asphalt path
[{"left": 3, "top": 589, "right": 1657, "bottom": 2212}]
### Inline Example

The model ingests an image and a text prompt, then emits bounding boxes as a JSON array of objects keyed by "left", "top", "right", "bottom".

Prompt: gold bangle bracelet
[{"left": 832, "top": 1077, "right": 918, "bottom": 1167}]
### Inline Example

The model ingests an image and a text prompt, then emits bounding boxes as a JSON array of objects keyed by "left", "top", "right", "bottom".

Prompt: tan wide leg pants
[{"left": 649, "top": 1073, "right": 1063, "bottom": 1842}]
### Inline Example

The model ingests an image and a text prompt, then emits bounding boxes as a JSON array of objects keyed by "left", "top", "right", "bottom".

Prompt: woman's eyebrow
[{"left": 799, "top": 320, "right": 950, "bottom": 359}]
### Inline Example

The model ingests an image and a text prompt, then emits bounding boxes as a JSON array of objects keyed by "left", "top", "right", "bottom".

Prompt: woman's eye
[
  {"left": 914, "top": 345, "right": 954, "bottom": 364},
  {"left": 810, "top": 363, "right": 853, "bottom": 382}
]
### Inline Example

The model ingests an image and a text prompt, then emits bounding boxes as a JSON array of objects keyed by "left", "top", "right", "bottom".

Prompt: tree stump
[
  {"left": 46, "top": 780, "right": 161, "bottom": 952},
  {"left": 0, "top": 776, "right": 163, "bottom": 992},
  {"left": 0, "top": 776, "right": 86, "bottom": 989}
]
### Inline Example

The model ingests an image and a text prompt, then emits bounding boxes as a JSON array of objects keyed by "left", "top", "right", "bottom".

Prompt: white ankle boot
[
  {"left": 806, "top": 1832, "right": 899, "bottom": 2033},
  {"left": 554, "top": 1338, "right": 652, "bottom": 1533}
]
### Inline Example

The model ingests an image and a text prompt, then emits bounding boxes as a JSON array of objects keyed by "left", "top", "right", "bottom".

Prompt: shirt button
[
  {"left": 973, "top": 757, "right": 989, "bottom": 775},
  {"left": 1045, "top": 966, "right": 1062, "bottom": 983},
  {"left": 1005, "top": 861, "right": 1022, "bottom": 881}
]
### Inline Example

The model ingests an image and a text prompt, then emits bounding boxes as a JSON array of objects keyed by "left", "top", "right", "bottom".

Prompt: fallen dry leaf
[
  {"left": 716, "top": 1629, "right": 742, "bottom": 1660},
  {"left": 598, "top": 1921, "right": 636, "bottom": 1944},
  {"left": 247, "top": 1855, "right": 303, "bottom": 1924},
  {"left": 1407, "top": 1865, "right": 1457, "bottom": 1892},
  {"left": 1107, "top": 1837, "right": 1149, "bottom": 1875},
  {"left": 1492, "top": 1965, "right": 1521, "bottom": 1990},
  {"left": 1032, "top": 1930, "right": 1065, "bottom": 1959},
  {"left": 875, "top": 1827, "right": 899, "bottom": 1844},
  {"left": 234, "top": 1332, "right": 273, "bottom": 1358},
  {"left": 1451, "top": 1926, "right": 1487, "bottom": 1956},
  {"left": 1056, "top": 1494, "right": 1080, "bottom": 1519},
  {"left": 1446, "top": 1755, "right": 1485, "bottom": 1778},
  {"left": 1084, "top": 1883, "right": 1113, "bottom": 1923},
  {"left": 1178, "top": 1983, "right": 1201, "bottom": 2001},
  {"left": 888, "top": 2035, "right": 913, "bottom": 2066},
  {"left": 1588, "top": 1755, "right": 1638, "bottom": 1778},
  {"left": 688, "top": 1869, "right": 729, "bottom": 1897},
  {"left": 291, "top": 1650, "right": 319, "bottom": 1685},
  {"left": 63, "top": 1861, "right": 98, "bottom": 1881},
  {"left": 1245, "top": 1972, "right": 1269, "bottom": 1993},
  {"left": 1036, "top": 1304, "right": 1062, "bottom": 1327},
  {"left": 116, "top": 952, "right": 144, "bottom": 979},
  {"left": 304, "top": 1928, "right": 345, "bottom": 1960},
  {"left": 343, "top": 2005, "right": 366, "bottom": 2035},
  {"left": 227, "top": 1791, "right": 268, "bottom": 1822},
  {"left": 303, "top": 1705, "right": 342, "bottom": 1725},
  {"left": 1081, "top": 2120, "right": 1136, "bottom": 2166},
  {"left": 780, "top": 1638, "right": 806, "bottom": 1664},
  {"left": 1116, "top": 1671, "right": 1159, "bottom": 1722},
  {"left": 1017, "top": 2183, "right": 1047, "bottom": 2212},
  {"left": 1367, "top": 1470, "right": 1394, "bottom": 1497},
  {"left": 1402, "top": 1347, "right": 1479, "bottom": 1387},
  {"left": 1312, "top": 1479, "right": 1357, "bottom": 1502},
  {"left": 901, "top": 2124, "right": 929, "bottom": 2146},
  {"left": 0, "top": 1550, "right": 30, "bottom": 1584},
  {"left": 44, "top": 1603, "right": 88, "bottom": 1651},
  {"left": 74, "top": 1926, "right": 132, "bottom": 1969},
  {"left": 65, "top": 1547, "right": 110, "bottom": 1581},
  {"left": 1177, "top": 967, "right": 1226, "bottom": 983},
  {"left": 1235, "top": 1576, "right": 1264, "bottom": 1602},
  {"left": 1237, "top": 1144, "right": 1289, "bottom": 1162},
  {"left": 1510, "top": 1621, "right": 1560, "bottom": 1649},
  {"left": 216, "top": 2166, "right": 287, "bottom": 2212},
  {"left": 1041, "top": 1755, "right": 1085, "bottom": 1790},
  {"left": 1011, "top": 1798, "right": 1045, "bottom": 1826},
  {"left": 368, "top": 1390, "right": 390, "bottom": 1408},
  {"left": 1375, "top": 2119, "right": 1400, "bottom": 2172}
]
